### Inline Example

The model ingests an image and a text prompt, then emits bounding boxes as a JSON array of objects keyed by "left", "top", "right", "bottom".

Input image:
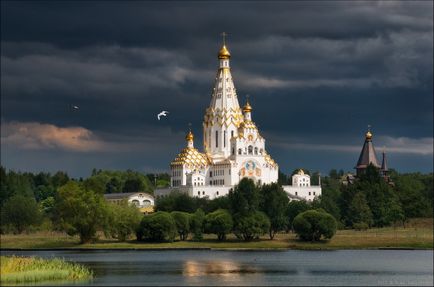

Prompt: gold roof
[
  {"left": 171, "top": 147, "right": 210, "bottom": 168},
  {"left": 297, "top": 169, "right": 304, "bottom": 175},
  {"left": 218, "top": 45, "right": 231, "bottom": 59},
  {"left": 264, "top": 152, "right": 278, "bottom": 168}
]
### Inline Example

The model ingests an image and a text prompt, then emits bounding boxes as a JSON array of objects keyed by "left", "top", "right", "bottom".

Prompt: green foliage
[
  {"left": 155, "top": 192, "right": 201, "bottom": 213},
  {"left": 106, "top": 200, "right": 143, "bottom": 241},
  {"left": 137, "top": 211, "right": 177, "bottom": 242},
  {"left": 395, "top": 174, "right": 432, "bottom": 219},
  {"left": 1, "top": 195, "right": 42, "bottom": 233},
  {"left": 205, "top": 196, "right": 231, "bottom": 213},
  {"left": 286, "top": 200, "right": 310, "bottom": 231},
  {"left": 190, "top": 208, "right": 205, "bottom": 241},
  {"left": 259, "top": 183, "right": 288, "bottom": 239},
  {"left": 204, "top": 209, "right": 233, "bottom": 241},
  {"left": 170, "top": 211, "right": 190, "bottom": 240},
  {"left": 293, "top": 209, "right": 337, "bottom": 241},
  {"left": 228, "top": 178, "right": 259, "bottom": 215},
  {"left": 233, "top": 211, "right": 270, "bottom": 241},
  {"left": 54, "top": 181, "right": 109, "bottom": 243},
  {"left": 353, "top": 222, "right": 369, "bottom": 231},
  {"left": 278, "top": 171, "right": 289, "bottom": 185},
  {"left": 348, "top": 192, "right": 373, "bottom": 228}
]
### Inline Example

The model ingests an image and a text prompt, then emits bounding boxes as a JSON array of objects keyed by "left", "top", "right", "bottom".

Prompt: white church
[{"left": 155, "top": 40, "right": 320, "bottom": 201}]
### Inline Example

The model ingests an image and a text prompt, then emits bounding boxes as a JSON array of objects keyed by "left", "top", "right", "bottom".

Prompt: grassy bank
[
  {"left": 0, "top": 256, "right": 93, "bottom": 284},
  {"left": 1, "top": 218, "right": 432, "bottom": 250}
]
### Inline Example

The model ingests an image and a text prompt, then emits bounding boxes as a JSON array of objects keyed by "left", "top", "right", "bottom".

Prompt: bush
[
  {"left": 136, "top": 211, "right": 177, "bottom": 242},
  {"left": 190, "top": 208, "right": 205, "bottom": 241},
  {"left": 107, "top": 200, "right": 143, "bottom": 241},
  {"left": 0, "top": 195, "right": 42, "bottom": 234},
  {"left": 286, "top": 200, "right": 310, "bottom": 232},
  {"left": 293, "top": 209, "right": 337, "bottom": 241},
  {"left": 233, "top": 211, "right": 270, "bottom": 241},
  {"left": 170, "top": 211, "right": 190, "bottom": 240},
  {"left": 204, "top": 209, "right": 233, "bottom": 241}
]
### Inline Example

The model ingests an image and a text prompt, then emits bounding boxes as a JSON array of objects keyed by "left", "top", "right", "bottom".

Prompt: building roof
[
  {"left": 103, "top": 192, "right": 154, "bottom": 200},
  {"left": 355, "top": 131, "right": 379, "bottom": 169}
]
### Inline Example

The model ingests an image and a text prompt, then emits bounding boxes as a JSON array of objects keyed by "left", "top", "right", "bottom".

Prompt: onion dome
[
  {"left": 297, "top": 169, "right": 305, "bottom": 175},
  {"left": 185, "top": 130, "right": 194, "bottom": 142},
  {"left": 218, "top": 45, "right": 231, "bottom": 59},
  {"left": 365, "top": 130, "right": 373, "bottom": 141},
  {"left": 243, "top": 101, "right": 252, "bottom": 113}
]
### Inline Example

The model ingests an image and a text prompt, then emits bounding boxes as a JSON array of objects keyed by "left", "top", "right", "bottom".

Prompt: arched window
[
  {"left": 260, "top": 149, "right": 263, "bottom": 154},
  {"left": 254, "top": 147, "right": 258, "bottom": 155},
  {"left": 143, "top": 200, "right": 151, "bottom": 206},
  {"left": 238, "top": 148, "right": 242, "bottom": 155},
  {"left": 132, "top": 200, "right": 140, "bottom": 207},
  {"left": 248, "top": 146, "right": 253, "bottom": 154}
]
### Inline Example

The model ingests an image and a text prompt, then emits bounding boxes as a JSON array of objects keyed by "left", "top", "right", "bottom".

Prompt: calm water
[{"left": 1, "top": 249, "right": 433, "bottom": 286}]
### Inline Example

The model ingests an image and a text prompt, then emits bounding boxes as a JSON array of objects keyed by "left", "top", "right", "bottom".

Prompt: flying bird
[
  {"left": 70, "top": 104, "right": 79, "bottom": 110},
  {"left": 157, "top": 111, "right": 169, "bottom": 120}
]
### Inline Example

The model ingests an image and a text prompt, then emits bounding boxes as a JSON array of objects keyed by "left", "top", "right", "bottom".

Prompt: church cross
[{"left": 221, "top": 32, "right": 227, "bottom": 45}]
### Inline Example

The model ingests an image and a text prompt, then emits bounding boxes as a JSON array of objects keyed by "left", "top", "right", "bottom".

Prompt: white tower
[{"left": 203, "top": 36, "right": 243, "bottom": 162}]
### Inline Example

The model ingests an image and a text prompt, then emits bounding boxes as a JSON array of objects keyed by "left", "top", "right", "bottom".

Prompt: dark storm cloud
[{"left": 1, "top": 1, "right": 432, "bottom": 177}]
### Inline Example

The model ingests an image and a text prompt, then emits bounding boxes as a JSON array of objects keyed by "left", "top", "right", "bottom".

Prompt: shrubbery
[
  {"left": 106, "top": 200, "right": 143, "bottom": 241},
  {"left": 293, "top": 209, "right": 337, "bottom": 241},
  {"left": 204, "top": 209, "right": 233, "bottom": 241},
  {"left": 170, "top": 211, "right": 190, "bottom": 240},
  {"left": 136, "top": 211, "right": 177, "bottom": 242},
  {"left": 233, "top": 211, "right": 270, "bottom": 241}
]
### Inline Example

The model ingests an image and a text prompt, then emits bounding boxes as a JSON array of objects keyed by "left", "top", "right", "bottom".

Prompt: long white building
[{"left": 155, "top": 41, "right": 278, "bottom": 199}]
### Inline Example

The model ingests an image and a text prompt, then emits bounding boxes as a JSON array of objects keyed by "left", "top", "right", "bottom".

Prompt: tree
[
  {"left": 395, "top": 174, "right": 431, "bottom": 220},
  {"left": 259, "top": 183, "right": 289, "bottom": 239},
  {"left": 136, "top": 211, "right": 177, "bottom": 242},
  {"left": 107, "top": 200, "right": 142, "bottom": 241},
  {"left": 54, "top": 181, "right": 109, "bottom": 243},
  {"left": 1, "top": 195, "right": 42, "bottom": 233},
  {"left": 286, "top": 200, "right": 310, "bottom": 231},
  {"left": 204, "top": 209, "right": 233, "bottom": 241},
  {"left": 293, "top": 209, "right": 337, "bottom": 241},
  {"left": 122, "top": 178, "right": 144, "bottom": 193},
  {"left": 348, "top": 192, "right": 373, "bottom": 228},
  {"left": 155, "top": 192, "right": 198, "bottom": 213},
  {"left": 190, "top": 208, "right": 205, "bottom": 241},
  {"left": 233, "top": 211, "right": 270, "bottom": 241},
  {"left": 170, "top": 211, "right": 190, "bottom": 240},
  {"left": 278, "top": 171, "right": 289, "bottom": 185},
  {"left": 228, "top": 178, "right": 259, "bottom": 215}
]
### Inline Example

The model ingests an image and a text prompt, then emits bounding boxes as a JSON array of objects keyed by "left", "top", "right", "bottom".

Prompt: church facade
[{"left": 155, "top": 42, "right": 278, "bottom": 199}]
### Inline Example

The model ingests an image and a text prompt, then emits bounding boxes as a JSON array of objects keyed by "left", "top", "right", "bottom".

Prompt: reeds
[{"left": 0, "top": 256, "right": 93, "bottom": 284}]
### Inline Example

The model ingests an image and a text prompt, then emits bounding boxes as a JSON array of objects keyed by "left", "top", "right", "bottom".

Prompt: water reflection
[{"left": 183, "top": 260, "right": 263, "bottom": 284}]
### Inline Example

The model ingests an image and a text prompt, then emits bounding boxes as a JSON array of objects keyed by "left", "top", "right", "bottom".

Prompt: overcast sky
[{"left": 1, "top": 1, "right": 433, "bottom": 178}]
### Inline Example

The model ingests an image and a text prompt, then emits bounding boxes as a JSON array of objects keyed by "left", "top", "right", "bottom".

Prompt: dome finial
[
  {"left": 185, "top": 123, "right": 194, "bottom": 142},
  {"left": 218, "top": 32, "right": 231, "bottom": 59},
  {"left": 365, "top": 124, "right": 372, "bottom": 140},
  {"left": 243, "top": 94, "right": 252, "bottom": 113}
]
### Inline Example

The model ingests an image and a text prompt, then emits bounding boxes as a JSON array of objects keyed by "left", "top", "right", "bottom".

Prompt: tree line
[{"left": 1, "top": 165, "right": 432, "bottom": 243}]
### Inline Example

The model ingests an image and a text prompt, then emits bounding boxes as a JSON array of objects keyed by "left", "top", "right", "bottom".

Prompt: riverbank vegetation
[
  {"left": 0, "top": 256, "right": 93, "bottom": 284},
  {"left": 1, "top": 165, "right": 432, "bottom": 247}
]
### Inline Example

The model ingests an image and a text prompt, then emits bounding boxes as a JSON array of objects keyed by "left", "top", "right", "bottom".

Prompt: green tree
[
  {"left": 107, "top": 200, "right": 142, "bottom": 241},
  {"left": 259, "top": 183, "right": 289, "bottom": 239},
  {"left": 54, "top": 181, "right": 109, "bottom": 243},
  {"left": 155, "top": 192, "right": 198, "bottom": 213},
  {"left": 228, "top": 178, "right": 259, "bottom": 215},
  {"left": 190, "top": 208, "right": 205, "bottom": 241},
  {"left": 137, "top": 211, "right": 177, "bottom": 242},
  {"left": 204, "top": 209, "right": 233, "bottom": 241},
  {"left": 348, "top": 192, "right": 373, "bottom": 227},
  {"left": 293, "top": 209, "right": 337, "bottom": 241},
  {"left": 170, "top": 211, "right": 190, "bottom": 240},
  {"left": 1, "top": 194, "right": 42, "bottom": 233},
  {"left": 286, "top": 200, "right": 310, "bottom": 231},
  {"left": 233, "top": 211, "right": 270, "bottom": 241}
]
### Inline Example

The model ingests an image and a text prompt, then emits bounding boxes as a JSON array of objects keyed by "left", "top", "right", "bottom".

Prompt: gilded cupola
[{"left": 218, "top": 45, "right": 231, "bottom": 59}]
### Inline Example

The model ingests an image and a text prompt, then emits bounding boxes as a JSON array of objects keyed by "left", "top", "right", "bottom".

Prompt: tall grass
[{"left": 0, "top": 256, "right": 93, "bottom": 284}]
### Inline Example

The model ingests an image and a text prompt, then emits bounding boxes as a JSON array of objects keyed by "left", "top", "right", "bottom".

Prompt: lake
[{"left": 1, "top": 249, "right": 432, "bottom": 286}]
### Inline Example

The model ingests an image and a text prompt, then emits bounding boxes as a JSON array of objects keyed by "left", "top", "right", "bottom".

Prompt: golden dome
[
  {"left": 297, "top": 169, "right": 304, "bottom": 175},
  {"left": 185, "top": 130, "right": 194, "bottom": 142},
  {"left": 243, "top": 101, "right": 252, "bottom": 113},
  {"left": 218, "top": 45, "right": 231, "bottom": 59},
  {"left": 170, "top": 147, "right": 209, "bottom": 168},
  {"left": 365, "top": 131, "right": 372, "bottom": 140}
]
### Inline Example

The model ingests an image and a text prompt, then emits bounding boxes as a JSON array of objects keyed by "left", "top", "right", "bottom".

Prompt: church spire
[
  {"left": 355, "top": 126, "right": 379, "bottom": 176},
  {"left": 381, "top": 148, "right": 388, "bottom": 172}
]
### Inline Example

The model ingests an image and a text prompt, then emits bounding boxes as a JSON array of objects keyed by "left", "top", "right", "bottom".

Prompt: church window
[
  {"left": 132, "top": 200, "right": 140, "bottom": 207},
  {"left": 260, "top": 149, "right": 263, "bottom": 154},
  {"left": 210, "top": 171, "right": 212, "bottom": 177},
  {"left": 231, "top": 131, "right": 234, "bottom": 138},
  {"left": 248, "top": 146, "right": 253, "bottom": 154},
  {"left": 216, "top": 131, "right": 218, "bottom": 148},
  {"left": 295, "top": 192, "right": 298, "bottom": 196},
  {"left": 309, "top": 192, "right": 311, "bottom": 196},
  {"left": 217, "top": 191, "right": 219, "bottom": 195},
  {"left": 254, "top": 147, "right": 258, "bottom": 155},
  {"left": 238, "top": 148, "right": 242, "bottom": 155},
  {"left": 203, "top": 191, "right": 205, "bottom": 195},
  {"left": 232, "top": 148, "right": 235, "bottom": 155},
  {"left": 198, "top": 191, "right": 200, "bottom": 195},
  {"left": 229, "top": 169, "right": 231, "bottom": 175},
  {"left": 210, "top": 181, "right": 212, "bottom": 185},
  {"left": 313, "top": 192, "right": 316, "bottom": 195},
  {"left": 224, "top": 131, "right": 226, "bottom": 147}
]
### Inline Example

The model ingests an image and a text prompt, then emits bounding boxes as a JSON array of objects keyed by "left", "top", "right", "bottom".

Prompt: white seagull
[
  {"left": 157, "top": 111, "right": 169, "bottom": 120},
  {"left": 72, "top": 105, "right": 79, "bottom": 110}
]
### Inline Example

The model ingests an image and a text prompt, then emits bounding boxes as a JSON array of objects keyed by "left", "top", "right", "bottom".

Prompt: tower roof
[
  {"left": 355, "top": 129, "right": 379, "bottom": 169},
  {"left": 381, "top": 151, "right": 388, "bottom": 171},
  {"left": 218, "top": 45, "right": 231, "bottom": 59}
]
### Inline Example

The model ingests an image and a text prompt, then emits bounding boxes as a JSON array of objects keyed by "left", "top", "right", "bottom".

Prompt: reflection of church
[{"left": 155, "top": 41, "right": 278, "bottom": 199}]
